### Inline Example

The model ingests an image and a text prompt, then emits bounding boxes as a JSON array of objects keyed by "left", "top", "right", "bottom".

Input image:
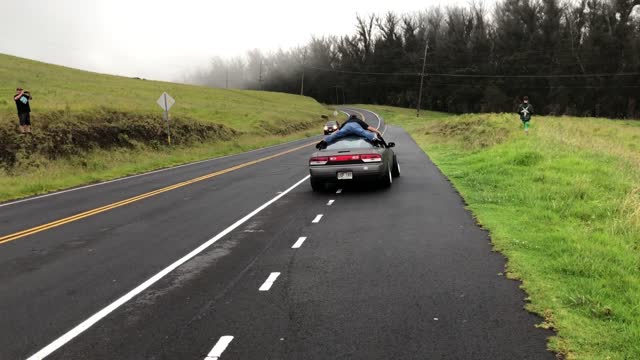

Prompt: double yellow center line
[{"left": 0, "top": 142, "right": 314, "bottom": 246}]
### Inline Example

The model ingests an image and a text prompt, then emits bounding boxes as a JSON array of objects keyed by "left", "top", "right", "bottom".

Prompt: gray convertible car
[{"left": 308, "top": 136, "right": 400, "bottom": 191}]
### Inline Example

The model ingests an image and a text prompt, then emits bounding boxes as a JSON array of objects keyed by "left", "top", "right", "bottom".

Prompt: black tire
[
  {"left": 310, "top": 178, "right": 325, "bottom": 192},
  {"left": 380, "top": 167, "right": 393, "bottom": 188},
  {"left": 391, "top": 156, "right": 401, "bottom": 178}
]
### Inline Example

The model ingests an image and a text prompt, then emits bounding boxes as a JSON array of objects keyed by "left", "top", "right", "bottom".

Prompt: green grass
[
  {"left": 0, "top": 53, "right": 333, "bottom": 202},
  {"left": 363, "top": 105, "right": 640, "bottom": 360},
  {"left": 0, "top": 53, "right": 325, "bottom": 133},
  {"left": 0, "top": 132, "right": 317, "bottom": 201}
]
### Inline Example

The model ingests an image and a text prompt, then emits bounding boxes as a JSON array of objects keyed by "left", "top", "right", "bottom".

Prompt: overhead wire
[{"left": 303, "top": 65, "right": 640, "bottom": 78}]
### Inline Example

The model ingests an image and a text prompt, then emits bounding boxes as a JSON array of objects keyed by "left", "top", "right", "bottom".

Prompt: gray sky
[{"left": 1, "top": 0, "right": 468, "bottom": 81}]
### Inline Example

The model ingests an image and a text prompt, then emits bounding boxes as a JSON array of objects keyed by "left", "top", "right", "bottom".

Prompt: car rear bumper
[{"left": 309, "top": 163, "right": 387, "bottom": 181}]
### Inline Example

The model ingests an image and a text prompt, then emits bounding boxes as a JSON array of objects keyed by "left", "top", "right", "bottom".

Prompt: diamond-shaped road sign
[{"left": 156, "top": 92, "right": 175, "bottom": 112}]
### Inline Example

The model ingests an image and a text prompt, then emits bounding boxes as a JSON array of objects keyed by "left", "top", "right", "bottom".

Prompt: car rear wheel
[
  {"left": 380, "top": 167, "right": 393, "bottom": 188},
  {"left": 310, "top": 178, "right": 325, "bottom": 192},
  {"left": 391, "top": 156, "right": 401, "bottom": 177}
]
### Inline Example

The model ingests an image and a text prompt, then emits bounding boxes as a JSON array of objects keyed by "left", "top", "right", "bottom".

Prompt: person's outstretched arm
[
  {"left": 14, "top": 90, "right": 24, "bottom": 101},
  {"left": 366, "top": 126, "right": 382, "bottom": 137}
]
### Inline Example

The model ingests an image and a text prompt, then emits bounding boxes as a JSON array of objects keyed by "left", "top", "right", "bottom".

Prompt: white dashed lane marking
[
  {"left": 312, "top": 215, "right": 323, "bottom": 223},
  {"left": 204, "top": 336, "right": 234, "bottom": 359},
  {"left": 292, "top": 237, "right": 307, "bottom": 249},
  {"left": 25, "top": 176, "right": 311, "bottom": 360},
  {"left": 259, "top": 272, "right": 281, "bottom": 291},
  {"left": 327, "top": 200, "right": 335, "bottom": 206}
]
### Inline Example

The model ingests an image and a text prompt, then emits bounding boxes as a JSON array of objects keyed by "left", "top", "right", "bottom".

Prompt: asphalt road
[{"left": 0, "top": 108, "right": 554, "bottom": 359}]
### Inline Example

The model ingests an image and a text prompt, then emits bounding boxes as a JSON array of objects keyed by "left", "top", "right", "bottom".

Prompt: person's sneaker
[{"left": 315, "top": 140, "right": 328, "bottom": 150}]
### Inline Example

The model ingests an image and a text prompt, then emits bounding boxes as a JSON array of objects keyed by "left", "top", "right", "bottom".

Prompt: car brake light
[
  {"left": 323, "top": 126, "right": 328, "bottom": 130},
  {"left": 333, "top": 125, "right": 338, "bottom": 129},
  {"left": 310, "top": 156, "right": 329, "bottom": 165},
  {"left": 360, "top": 154, "right": 382, "bottom": 162},
  {"left": 329, "top": 155, "right": 361, "bottom": 162}
]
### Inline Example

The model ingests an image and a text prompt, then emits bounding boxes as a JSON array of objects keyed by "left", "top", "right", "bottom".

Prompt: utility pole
[
  {"left": 300, "top": 50, "right": 306, "bottom": 96},
  {"left": 335, "top": 85, "right": 339, "bottom": 105},
  {"left": 417, "top": 38, "right": 429, "bottom": 118},
  {"left": 258, "top": 60, "right": 263, "bottom": 90}
]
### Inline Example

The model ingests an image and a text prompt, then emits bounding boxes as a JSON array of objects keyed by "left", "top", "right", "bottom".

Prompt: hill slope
[
  {"left": 0, "top": 53, "right": 325, "bottom": 133},
  {"left": 0, "top": 54, "right": 330, "bottom": 201}
]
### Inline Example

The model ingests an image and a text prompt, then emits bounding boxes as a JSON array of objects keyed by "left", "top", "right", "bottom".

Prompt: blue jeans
[{"left": 324, "top": 122, "right": 376, "bottom": 144}]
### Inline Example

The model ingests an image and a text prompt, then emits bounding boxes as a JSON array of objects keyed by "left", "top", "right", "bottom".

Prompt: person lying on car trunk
[{"left": 316, "top": 114, "right": 382, "bottom": 149}]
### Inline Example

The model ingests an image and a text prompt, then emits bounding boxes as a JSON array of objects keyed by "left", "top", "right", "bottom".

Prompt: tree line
[{"left": 187, "top": 0, "right": 640, "bottom": 118}]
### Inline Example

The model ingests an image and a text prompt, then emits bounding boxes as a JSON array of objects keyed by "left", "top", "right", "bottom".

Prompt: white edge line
[
  {"left": 205, "top": 336, "right": 234, "bottom": 360},
  {"left": 0, "top": 137, "right": 319, "bottom": 209},
  {"left": 327, "top": 200, "right": 335, "bottom": 206},
  {"left": 312, "top": 214, "right": 323, "bottom": 223},
  {"left": 343, "top": 107, "right": 387, "bottom": 136},
  {"left": 369, "top": 110, "right": 387, "bottom": 135},
  {"left": 258, "top": 272, "right": 281, "bottom": 291},
  {"left": 341, "top": 107, "right": 381, "bottom": 130},
  {"left": 292, "top": 236, "right": 307, "bottom": 249},
  {"left": 26, "top": 175, "right": 310, "bottom": 360}
]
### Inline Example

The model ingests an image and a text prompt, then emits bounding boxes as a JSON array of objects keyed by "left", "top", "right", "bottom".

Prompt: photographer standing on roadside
[{"left": 14, "top": 87, "right": 33, "bottom": 134}]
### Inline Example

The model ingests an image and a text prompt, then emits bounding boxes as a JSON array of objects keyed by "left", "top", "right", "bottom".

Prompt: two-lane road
[{"left": 0, "top": 109, "right": 553, "bottom": 359}]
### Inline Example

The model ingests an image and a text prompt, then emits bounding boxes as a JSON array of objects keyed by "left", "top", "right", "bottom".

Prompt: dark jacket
[
  {"left": 14, "top": 92, "right": 32, "bottom": 114},
  {"left": 517, "top": 103, "right": 533, "bottom": 121}
]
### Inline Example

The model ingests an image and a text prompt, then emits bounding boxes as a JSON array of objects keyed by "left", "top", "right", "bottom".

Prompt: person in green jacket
[{"left": 517, "top": 96, "right": 534, "bottom": 135}]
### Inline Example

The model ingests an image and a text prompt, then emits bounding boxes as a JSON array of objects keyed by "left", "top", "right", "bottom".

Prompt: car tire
[
  {"left": 391, "top": 156, "right": 401, "bottom": 178},
  {"left": 310, "top": 178, "right": 325, "bottom": 192},
  {"left": 380, "top": 167, "right": 393, "bottom": 188}
]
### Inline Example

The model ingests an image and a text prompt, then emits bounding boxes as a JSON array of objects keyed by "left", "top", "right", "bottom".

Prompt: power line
[
  {"left": 429, "top": 72, "right": 640, "bottom": 78},
  {"left": 413, "top": 83, "right": 640, "bottom": 89},
  {"left": 304, "top": 65, "right": 417, "bottom": 76},
  {"left": 304, "top": 65, "right": 640, "bottom": 78}
]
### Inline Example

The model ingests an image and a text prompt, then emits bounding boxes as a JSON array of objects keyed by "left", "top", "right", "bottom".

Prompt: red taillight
[
  {"left": 360, "top": 154, "right": 382, "bottom": 162},
  {"left": 320, "top": 154, "right": 382, "bottom": 164},
  {"left": 329, "top": 155, "right": 361, "bottom": 162},
  {"left": 310, "top": 156, "right": 329, "bottom": 165}
]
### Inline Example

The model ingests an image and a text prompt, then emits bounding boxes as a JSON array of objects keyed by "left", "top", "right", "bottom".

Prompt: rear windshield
[
  {"left": 326, "top": 121, "right": 338, "bottom": 126},
  {"left": 325, "top": 136, "right": 375, "bottom": 150}
]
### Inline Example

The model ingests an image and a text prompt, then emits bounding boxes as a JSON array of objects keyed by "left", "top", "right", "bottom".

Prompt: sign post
[{"left": 156, "top": 92, "right": 175, "bottom": 145}]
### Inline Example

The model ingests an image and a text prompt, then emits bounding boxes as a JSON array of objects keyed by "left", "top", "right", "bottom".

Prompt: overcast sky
[{"left": 1, "top": 0, "right": 469, "bottom": 81}]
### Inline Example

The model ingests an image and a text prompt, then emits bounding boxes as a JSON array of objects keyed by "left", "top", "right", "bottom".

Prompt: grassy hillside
[
  {"left": 0, "top": 53, "right": 325, "bottom": 132},
  {"left": 365, "top": 105, "right": 640, "bottom": 359},
  {"left": 0, "top": 53, "right": 331, "bottom": 201}
]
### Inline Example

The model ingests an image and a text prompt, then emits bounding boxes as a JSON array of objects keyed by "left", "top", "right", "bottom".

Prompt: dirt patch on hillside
[{"left": 0, "top": 108, "right": 239, "bottom": 170}]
